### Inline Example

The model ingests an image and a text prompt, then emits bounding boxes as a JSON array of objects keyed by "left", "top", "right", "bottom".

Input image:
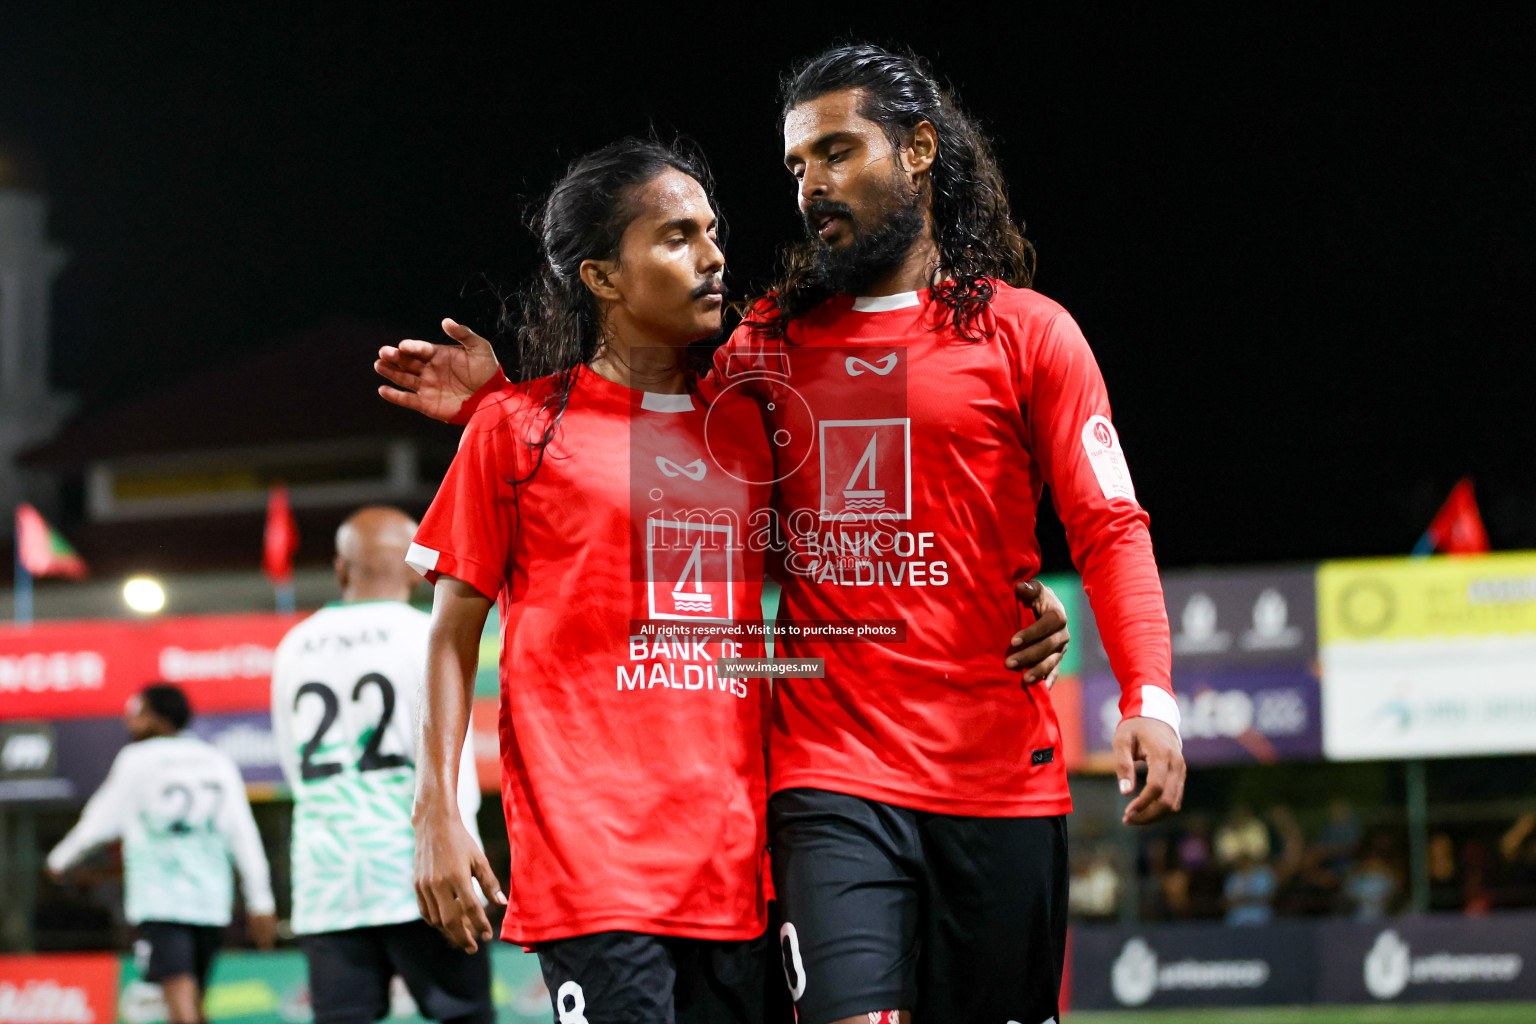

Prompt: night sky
[{"left": 2, "top": 5, "right": 1531, "bottom": 571}]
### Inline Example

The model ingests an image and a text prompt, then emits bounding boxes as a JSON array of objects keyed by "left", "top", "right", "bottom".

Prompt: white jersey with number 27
[{"left": 46, "top": 735, "right": 275, "bottom": 926}]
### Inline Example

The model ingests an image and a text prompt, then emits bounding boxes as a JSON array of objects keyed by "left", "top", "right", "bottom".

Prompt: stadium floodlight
[{"left": 122, "top": 576, "right": 166, "bottom": 614}]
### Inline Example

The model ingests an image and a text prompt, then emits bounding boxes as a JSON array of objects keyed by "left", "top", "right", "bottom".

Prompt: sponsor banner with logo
[
  {"left": 1321, "top": 639, "right": 1536, "bottom": 759},
  {"left": 1317, "top": 912, "right": 1536, "bottom": 1003},
  {"left": 112, "top": 947, "right": 550, "bottom": 1024},
  {"left": 1080, "top": 566, "right": 1317, "bottom": 674},
  {"left": 0, "top": 719, "right": 124, "bottom": 804},
  {"left": 1082, "top": 667, "right": 1323, "bottom": 766},
  {"left": 2, "top": 713, "right": 287, "bottom": 804},
  {"left": 1318, "top": 552, "right": 1536, "bottom": 644},
  {"left": 7, "top": 705, "right": 501, "bottom": 804},
  {"left": 0, "top": 721, "right": 68, "bottom": 802},
  {"left": 1073, "top": 914, "right": 1536, "bottom": 1008},
  {"left": 0, "top": 954, "right": 120, "bottom": 1024},
  {"left": 1071, "top": 921, "right": 1317, "bottom": 1009},
  {"left": 188, "top": 713, "right": 284, "bottom": 786},
  {"left": 0, "top": 615, "right": 298, "bottom": 722},
  {"left": 1319, "top": 554, "right": 1536, "bottom": 760}
]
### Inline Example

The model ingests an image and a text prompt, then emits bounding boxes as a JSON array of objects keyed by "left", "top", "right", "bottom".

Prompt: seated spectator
[
  {"left": 1265, "top": 805, "right": 1309, "bottom": 917},
  {"left": 1346, "top": 831, "right": 1400, "bottom": 920},
  {"left": 1224, "top": 851, "right": 1278, "bottom": 926},
  {"left": 1497, "top": 813, "right": 1536, "bottom": 908},
  {"left": 1070, "top": 846, "right": 1121, "bottom": 919},
  {"left": 1428, "top": 830, "right": 1460, "bottom": 913},
  {"left": 1178, "top": 814, "right": 1213, "bottom": 872},
  {"left": 1463, "top": 839, "right": 1493, "bottom": 917},
  {"left": 1316, "top": 798, "right": 1363, "bottom": 879},
  {"left": 1216, "top": 805, "right": 1270, "bottom": 867},
  {"left": 1138, "top": 836, "right": 1189, "bottom": 921}
]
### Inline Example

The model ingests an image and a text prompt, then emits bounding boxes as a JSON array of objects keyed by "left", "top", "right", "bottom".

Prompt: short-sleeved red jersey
[
  {"left": 705, "top": 284, "right": 1178, "bottom": 817},
  {"left": 409, "top": 365, "right": 774, "bottom": 943}
]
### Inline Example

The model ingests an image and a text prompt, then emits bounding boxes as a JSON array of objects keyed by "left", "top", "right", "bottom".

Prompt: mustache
[
  {"left": 803, "top": 198, "right": 855, "bottom": 236},
  {"left": 691, "top": 278, "right": 729, "bottom": 300}
]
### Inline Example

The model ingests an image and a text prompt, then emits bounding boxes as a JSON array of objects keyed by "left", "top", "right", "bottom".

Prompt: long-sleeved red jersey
[
  {"left": 451, "top": 282, "right": 1177, "bottom": 817},
  {"left": 704, "top": 283, "right": 1176, "bottom": 816}
]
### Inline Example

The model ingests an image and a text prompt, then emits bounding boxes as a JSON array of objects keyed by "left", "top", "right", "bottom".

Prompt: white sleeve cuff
[
  {"left": 244, "top": 893, "right": 277, "bottom": 916},
  {"left": 405, "top": 542, "right": 440, "bottom": 578},
  {"left": 1132, "top": 685, "right": 1182, "bottom": 746}
]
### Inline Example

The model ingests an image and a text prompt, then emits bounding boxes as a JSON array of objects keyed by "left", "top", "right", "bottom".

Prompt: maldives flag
[
  {"left": 263, "top": 484, "right": 299, "bottom": 583},
  {"left": 1416, "top": 478, "right": 1491, "bottom": 555},
  {"left": 15, "top": 504, "right": 88, "bottom": 578}
]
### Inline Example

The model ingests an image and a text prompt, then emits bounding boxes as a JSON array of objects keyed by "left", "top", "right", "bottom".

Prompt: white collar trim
[
  {"left": 640, "top": 391, "right": 694, "bottom": 413},
  {"left": 851, "top": 291, "right": 921, "bottom": 312}
]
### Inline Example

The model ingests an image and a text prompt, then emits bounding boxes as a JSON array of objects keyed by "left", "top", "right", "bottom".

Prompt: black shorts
[
  {"left": 768, "top": 787, "right": 1069, "bottom": 1024},
  {"left": 535, "top": 916, "right": 793, "bottom": 1024},
  {"left": 301, "top": 919, "right": 493, "bottom": 1024},
  {"left": 134, "top": 921, "right": 224, "bottom": 988}
]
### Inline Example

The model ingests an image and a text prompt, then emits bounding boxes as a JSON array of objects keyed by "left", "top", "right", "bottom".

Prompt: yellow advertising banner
[{"left": 1317, "top": 552, "right": 1536, "bottom": 645}]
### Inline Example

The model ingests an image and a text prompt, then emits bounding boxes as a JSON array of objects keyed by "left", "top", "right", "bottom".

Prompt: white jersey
[
  {"left": 46, "top": 734, "right": 275, "bottom": 927},
  {"left": 271, "top": 600, "right": 482, "bottom": 935}
]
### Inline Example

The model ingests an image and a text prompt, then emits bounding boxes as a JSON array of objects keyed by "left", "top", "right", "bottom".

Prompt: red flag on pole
[
  {"left": 1417, "top": 478, "right": 1490, "bottom": 555},
  {"left": 263, "top": 485, "right": 299, "bottom": 583},
  {"left": 15, "top": 503, "right": 87, "bottom": 579}
]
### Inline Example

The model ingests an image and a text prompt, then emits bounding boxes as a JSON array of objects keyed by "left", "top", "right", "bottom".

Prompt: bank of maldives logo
[
  {"left": 818, "top": 418, "right": 911, "bottom": 520},
  {"left": 646, "top": 518, "right": 734, "bottom": 622}
]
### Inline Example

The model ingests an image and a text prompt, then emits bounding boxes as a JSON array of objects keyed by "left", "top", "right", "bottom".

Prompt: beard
[{"left": 803, "top": 172, "right": 926, "bottom": 295}]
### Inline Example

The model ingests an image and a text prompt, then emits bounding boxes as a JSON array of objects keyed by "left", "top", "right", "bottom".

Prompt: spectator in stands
[
  {"left": 1428, "top": 830, "right": 1460, "bottom": 913},
  {"left": 1345, "top": 831, "right": 1400, "bottom": 920},
  {"left": 1498, "top": 812, "right": 1536, "bottom": 907},
  {"left": 1069, "top": 845, "right": 1121, "bottom": 920},
  {"left": 1177, "top": 813, "right": 1212, "bottom": 871},
  {"left": 1176, "top": 815, "right": 1227, "bottom": 919},
  {"left": 1462, "top": 839, "right": 1493, "bottom": 916},
  {"left": 1315, "top": 798, "right": 1363, "bottom": 879},
  {"left": 1215, "top": 805, "right": 1269, "bottom": 867},
  {"left": 1223, "top": 849, "right": 1278, "bottom": 926},
  {"left": 1501, "top": 813, "right": 1536, "bottom": 865}
]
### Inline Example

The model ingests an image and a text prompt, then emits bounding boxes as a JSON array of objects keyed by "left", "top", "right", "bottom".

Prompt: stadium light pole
[
  {"left": 1405, "top": 759, "right": 1430, "bottom": 915},
  {"left": 13, "top": 526, "right": 32, "bottom": 626}
]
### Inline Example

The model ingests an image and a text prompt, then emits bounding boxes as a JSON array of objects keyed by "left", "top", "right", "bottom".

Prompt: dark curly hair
[
  {"left": 503, "top": 137, "right": 721, "bottom": 480},
  {"left": 140, "top": 683, "right": 192, "bottom": 730},
  {"left": 754, "top": 44, "right": 1034, "bottom": 341}
]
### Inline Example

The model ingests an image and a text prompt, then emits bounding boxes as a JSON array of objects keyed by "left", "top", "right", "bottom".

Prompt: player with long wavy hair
[
  {"left": 379, "top": 44, "right": 1129, "bottom": 1024},
  {"left": 406, "top": 138, "right": 791, "bottom": 1023},
  {"left": 722, "top": 45, "right": 1184, "bottom": 1024}
]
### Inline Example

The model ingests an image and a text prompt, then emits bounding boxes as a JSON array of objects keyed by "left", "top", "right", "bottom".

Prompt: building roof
[
  {"left": 0, "top": 133, "right": 45, "bottom": 192},
  {"left": 13, "top": 318, "right": 462, "bottom": 577},
  {"left": 24, "top": 318, "right": 457, "bottom": 465}
]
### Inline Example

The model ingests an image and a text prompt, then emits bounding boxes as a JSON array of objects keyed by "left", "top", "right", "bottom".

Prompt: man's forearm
[
  {"left": 414, "top": 581, "right": 489, "bottom": 823},
  {"left": 415, "top": 648, "right": 475, "bottom": 820}
]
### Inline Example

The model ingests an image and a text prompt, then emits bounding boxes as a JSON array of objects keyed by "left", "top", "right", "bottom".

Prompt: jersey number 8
[{"left": 294, "top": 673, "right": 411, "bottom": 782}]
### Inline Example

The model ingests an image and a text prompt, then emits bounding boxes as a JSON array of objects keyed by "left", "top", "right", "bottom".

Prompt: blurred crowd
[{"left": 1070, "top": 801, "right": 1536, "bottom": 924}]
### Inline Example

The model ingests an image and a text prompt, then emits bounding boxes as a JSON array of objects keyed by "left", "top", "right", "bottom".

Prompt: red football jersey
[
  {"left": 705, "top": 284, "right": 1178, "bottom": 816},
  {"left": 409, "top": 365, "right": 774, "bottom": 943}
]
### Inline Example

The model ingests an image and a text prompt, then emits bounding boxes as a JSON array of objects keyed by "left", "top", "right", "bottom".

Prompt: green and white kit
[
  {"left": 47, "top": 734, "right": 275, "bottom": 926},
  {"left": 271, "top": 600, "right": 482, "bottom": 935}
]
